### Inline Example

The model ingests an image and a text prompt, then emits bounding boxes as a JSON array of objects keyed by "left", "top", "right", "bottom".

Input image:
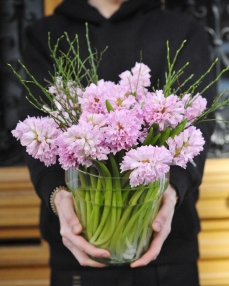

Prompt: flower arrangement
[{"left": 10, "top": 28, "right": 229, "bottom": 264}]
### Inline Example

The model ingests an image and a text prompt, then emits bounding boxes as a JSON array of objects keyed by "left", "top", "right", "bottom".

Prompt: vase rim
[{"left": 66, "top": 167, "right": 169, "bottom": 181}]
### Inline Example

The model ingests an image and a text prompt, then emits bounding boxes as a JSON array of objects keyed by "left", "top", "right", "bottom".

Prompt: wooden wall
[
  {"left": 0, "top": 159, "right": 229, "bottom": 285},
  {"left": 44, "top": 0, "right": 63, "bottom": 16}
]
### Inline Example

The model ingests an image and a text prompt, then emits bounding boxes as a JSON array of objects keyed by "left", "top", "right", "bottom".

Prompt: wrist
[
  {"left": 169, "top": 184, "right": 179, "bottom": 205},
  {"left": 50, "top": 186, "right": 70, "bottom": 216}
]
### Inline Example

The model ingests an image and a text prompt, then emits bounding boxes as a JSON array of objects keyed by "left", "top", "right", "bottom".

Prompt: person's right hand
[{"left": 54, "top": 189, "right": 110, "bottom": 267}]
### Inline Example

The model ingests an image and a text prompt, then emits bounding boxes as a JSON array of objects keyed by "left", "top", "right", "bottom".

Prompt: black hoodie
[{"left": 19, "top": 0, "right": 215, "bottom": 270}]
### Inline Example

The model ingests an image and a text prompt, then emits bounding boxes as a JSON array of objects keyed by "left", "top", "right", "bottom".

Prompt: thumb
[{"left": 57, "top": 192, "right": 82, "bottom": 235}]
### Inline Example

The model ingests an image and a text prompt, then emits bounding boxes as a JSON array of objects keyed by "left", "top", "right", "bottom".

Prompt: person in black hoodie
[{"left": 19, "top": 0, "right": 216, "bottom": 285}]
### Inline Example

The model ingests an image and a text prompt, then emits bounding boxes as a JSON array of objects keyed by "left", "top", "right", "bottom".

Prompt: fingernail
[
  {"left": 72, "top": 224, "right": 80, "bottom": 234},
  {"left": 154, "top": 222, "right": 161, "bottom": 232},
  {"left": 101, "top": 252, "right": 110, "bottom": 258}
]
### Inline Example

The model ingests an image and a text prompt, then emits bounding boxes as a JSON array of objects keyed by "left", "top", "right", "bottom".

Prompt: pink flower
[
  {"left": 12, "top": 117, "right": 61, "bottom": 166},
  {"left": 182, "top": 93, "right": 207, "bottom": 124},
  {"left": 104, "top": 109, "right": 142, "bottom": 154},
  {"left": 131, "top": 63, "right": 151, "bottom": 87},
  {"left": 119, "top": 63, "right": 151, "bottom": 95},
  {"left": 120, "top": 145, "right": 172, "bottom": 187},
  {"left": 167, "top": 126, "right": 205, "bottom": 168},
  {"left": 106, "top": 85, "right": 136, "bottom": 110},
  {"left": 47, "top": 78, "right": 82, "bottom": 126},
  {"left": 80, "top": 112, "right": 107, "bottom": 128},
  {"left": 142, "top": 90, "right": 184, "bottom": 130},
  {"left": 78, "top": 80, "right": 115, "bottom": 114},
  {"left": 56, "top": 122, "right": 109, "bottom": 169},
  {"left": 48, "top": 76, "right": 63, "bottom": 94}
]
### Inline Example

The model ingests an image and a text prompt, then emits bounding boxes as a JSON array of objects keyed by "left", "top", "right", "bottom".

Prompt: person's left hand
[{"left": 130, "top": 184, "right": 177, "bottom": 268}]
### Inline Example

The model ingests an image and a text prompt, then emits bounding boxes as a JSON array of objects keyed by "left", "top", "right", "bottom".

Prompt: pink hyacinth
[
  {"left": 119, "top": 62, "right": 151, "bottom": 95},
  {"left": 12, "top": 117, "right": 61, "bottom": 166},
  {"left": 167, "top": 126, "right": 205, "bottom": 168},
  {"left": 78, "top": 80, "right": 115, "bottom": 114},
  {"left": 120, "top": 145, "right": 172, "bottom": 187},
  {"left": 55, "top": 122, "right": 109, "bottom": 169},
  {"left": 182, "top": 93, "right": 207, "bottom": 124},
  {"left": 80, "top": 112, "right": 107, "bottom": 129},
  {"left": 142, "top": 90, "right": 185, "bottom": 130},
  {"left": 104, "top": 109, "right": 142, "bottom": 154},
  {"left": 106, "top": 84, "right": 136, "bottom": 110}
]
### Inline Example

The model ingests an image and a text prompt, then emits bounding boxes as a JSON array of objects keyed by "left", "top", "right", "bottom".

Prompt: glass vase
[{"left": 65, "top": 166, "right": 169, "bottom": 265}]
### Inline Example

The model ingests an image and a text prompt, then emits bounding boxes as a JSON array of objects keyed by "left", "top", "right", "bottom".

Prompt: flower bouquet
[{"left": 10, "top": 28, "right": 229, "bottom": 264}]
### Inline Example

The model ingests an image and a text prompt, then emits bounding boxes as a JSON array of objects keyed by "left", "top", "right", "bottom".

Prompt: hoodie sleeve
[
  {"left": 18, "top": 22, "right": 67, "bottom": 216},
  {"left": 169, "top": 18, "right": 216, "bottom": 206}
]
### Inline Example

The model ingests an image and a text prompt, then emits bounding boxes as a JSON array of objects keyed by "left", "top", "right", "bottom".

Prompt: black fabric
[
  {"left": 18, "top": 0, "right": 216, "bottom": 271},
  {"left": 55, "top": 0, "right": 162, "bottom": 24},
  {"left": 51, "top": 262, "right": 199, "bottom": 286}
]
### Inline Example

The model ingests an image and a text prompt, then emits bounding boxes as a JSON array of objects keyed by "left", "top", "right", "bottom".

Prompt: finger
[
  {"left": 68, "top": 234, "right": 110, "bottom": 258},
  {"left": 153, "top": 202, "right": 172, "bottom": 232},
  {"left": 58, "top": 195, "right": 82, "bottom": 235},
  {"left": 131, "top": 208, "right": 174, "bottom": 268},
  {"left": 59, "top": 208, "right": 110, "bottom": 259},
  {"left": 62, "top": 237, "right": 109, "bottom": 268},
  {"left": 153, "top": 189, "right": 176, "bottom": 232}
]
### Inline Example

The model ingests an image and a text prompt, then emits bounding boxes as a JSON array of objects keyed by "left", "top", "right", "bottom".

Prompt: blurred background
[{"left": 0, "top": 0, "right": 229, "bottom": 167}]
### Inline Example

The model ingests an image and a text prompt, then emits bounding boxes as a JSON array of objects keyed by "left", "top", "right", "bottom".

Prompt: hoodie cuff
[
  {"left": 169, "top": 165, "right": 193, "bottom": 207},
  {"left": 36, "top": 168, "right": 67, "bottom": 217}
]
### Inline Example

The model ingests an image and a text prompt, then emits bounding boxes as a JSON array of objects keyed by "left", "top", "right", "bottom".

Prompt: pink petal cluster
[
  {"left": 120, "top": 145, "right": 172, "bottom": 187},
  {"left": 119, "top": 62, "right": 151, "bottom": 96},
  {"left": 48, "top": 77, "right": 82, "bottom": 126},
  {"left": 80, "top": 112, "right": 107, "bottom": 128},
  {"left": 167, "top": 126, "right": 205, "bottom": 168},
  {"left": 48, "top": 76, "right": 63, "bottom": 94},
  {"left": 104, "top": 109, "right": 142, "bottom": 154},
  {"left": 182, "top": 93, "right": 207, "bottom": 124},
  {"left": 78, "top": 80, "right": 115, "bottom": 114},
  {"left": 106, "top": 85, "right": 136, "bottom": 110},
  {"left": 12, "top": 117, "right": 61, "bottom": 166},
  {"left": 143, "top": 90, "right": 185, "bottom": 130},
  {"left": 55, "top": 122, "right": 109, "bottom": 170}
]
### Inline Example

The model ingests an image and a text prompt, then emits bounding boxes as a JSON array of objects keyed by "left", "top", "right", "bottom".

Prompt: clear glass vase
[{"left": 65, "top": 166, "right": 169, "bottom": 265}]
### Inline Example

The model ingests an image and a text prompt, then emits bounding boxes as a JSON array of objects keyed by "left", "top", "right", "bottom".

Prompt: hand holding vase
[{"left": 54, "top": 183, "right": 177, "bottom": 267}]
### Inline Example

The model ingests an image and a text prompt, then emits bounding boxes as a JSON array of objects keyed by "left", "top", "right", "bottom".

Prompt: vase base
[{"left": 89, "top": 255, "right": 135, "bottom": 266}]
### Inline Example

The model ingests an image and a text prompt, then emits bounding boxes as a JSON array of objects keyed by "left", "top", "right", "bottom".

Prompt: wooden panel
[
  {"left": 199, "top": 231, "right": 229, "bottom": 259},
  {"left": 200, "top": 219, "right": 229, "bottom": 231},
  {"left": 198, "top": 260, "right": 229, "bottom": 286},
  {"left": 200, "top": 158, "right": 229, "bottom": 199},
  {"left": 0, "top": 242, "right": 49, "bottom": 267},
  {"left": 0, "top": 190, "right": 40, "bottom": 207},
  {"left": 0, "top": 166, "right": 32, "bottom": 186},
  {"left": 197, "top": 198, "right": 229, "bottom": 219},
  {"left": 44, "top": 0, "right": 63, "bottom": 16},
  {"left": 0, "top": 227, "right": 40, "bottom": 240},
  {"left": 0, "top": 166, "right": 40, "bottom": 232},
  {"left": 0, "top": 267, "right": 50, "bottom": 286},
  {"left": 0, "top": 206, "right": 39, "bottom": 227}
]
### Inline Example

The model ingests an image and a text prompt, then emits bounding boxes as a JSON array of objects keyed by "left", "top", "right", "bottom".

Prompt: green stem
[
  {"left": 89, "top": 161, "right": 112, "bottom": 243},
  {"left": 91, "top": 177, "right": 103, "bottom": 234},
  {"left": 85, "top": 190, "right": 93, "bottom": 239}
]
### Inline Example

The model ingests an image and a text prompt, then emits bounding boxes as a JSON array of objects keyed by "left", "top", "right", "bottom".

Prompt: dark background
[{"left": 0, "top": 0, "right": 229, "bottom": 167}]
